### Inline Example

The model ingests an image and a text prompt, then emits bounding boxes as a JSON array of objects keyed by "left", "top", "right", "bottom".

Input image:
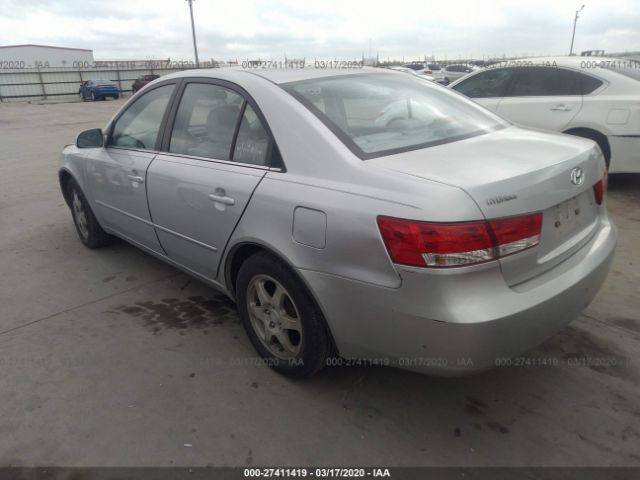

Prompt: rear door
[
  {"left": 451, "top": 68, "right": 514, "bottom": 112},
  {"left": 85, "top": 82, "right": 176, "bottom": 253},
  {"left": 147, "top": 80, "right": 274, "bottom": 280},
  {"left": 496, "top": 67, "right": 583, "bottom": 131}
]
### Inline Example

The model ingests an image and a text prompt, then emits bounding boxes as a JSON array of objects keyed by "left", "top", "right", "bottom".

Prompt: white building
[{"left": 0, "top": 44, "right": 94, "bottom": 68}]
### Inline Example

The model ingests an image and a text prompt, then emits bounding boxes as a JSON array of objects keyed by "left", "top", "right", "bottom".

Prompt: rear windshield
[{"left": 283, "top": 73, "right": 506, "bottom": 159}]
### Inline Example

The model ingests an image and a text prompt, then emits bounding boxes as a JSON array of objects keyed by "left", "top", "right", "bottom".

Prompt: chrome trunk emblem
[{"left": 570, "top": 167, "right": 584, "bottom": 186}]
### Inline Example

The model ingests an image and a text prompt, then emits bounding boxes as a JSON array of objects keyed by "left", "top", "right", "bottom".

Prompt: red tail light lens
[
  {"left": 489, "top": 213, "right": 543, "bottom": 257},
  {"left": 593, "top": 171, "right": 608, "bottom": 205},
  {"left": 377, "top": 213, "right": 543, "bottom": 268},
  {"left": 424, "top": 69, "right": 433, "bottom": 75}
]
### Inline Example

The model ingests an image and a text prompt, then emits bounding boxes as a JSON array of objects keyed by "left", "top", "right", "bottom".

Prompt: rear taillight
[
  {"left": 593, "top": 170, "right": 608, "bottom": 205},
  {"left": 423, "top": 69, "right": 433, "bottom": 75},
  {"left": 377, "top": 213, "right": 543, "bottom": 268}
]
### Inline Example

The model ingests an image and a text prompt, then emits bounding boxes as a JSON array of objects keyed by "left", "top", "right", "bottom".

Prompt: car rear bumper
[
  {"left": 299, "top": 216, "right": 617, "bottom": 376},
  {"left": 95, "top": 89, "right": 119, "bottom": 96}
]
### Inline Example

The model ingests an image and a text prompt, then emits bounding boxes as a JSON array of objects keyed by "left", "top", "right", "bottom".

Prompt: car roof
[
  {"left": 160, "top": 66, "right": 395, "bottom": 85},
  {"left": 515, "top": 56, "right": 602, "bottom": 65},
  {"left": 484, "top": 55, "right": 640, "bottom": 71},
  {"left": 449, "top": 55, "right": 640, "bottom": 90}
]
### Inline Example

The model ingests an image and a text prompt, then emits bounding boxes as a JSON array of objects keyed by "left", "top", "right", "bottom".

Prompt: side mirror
[{"left": 76, "top": 128, "right": 104, "bottom": 148}]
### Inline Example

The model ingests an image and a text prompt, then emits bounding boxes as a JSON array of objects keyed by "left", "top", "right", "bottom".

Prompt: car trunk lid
[{"left": 367, "top": 127, "right": 607, "bottom": 285}]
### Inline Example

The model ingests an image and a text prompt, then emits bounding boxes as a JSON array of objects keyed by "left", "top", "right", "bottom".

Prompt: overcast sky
[{"left": 1, "top": 0, "right": 638, "bottom": 61}]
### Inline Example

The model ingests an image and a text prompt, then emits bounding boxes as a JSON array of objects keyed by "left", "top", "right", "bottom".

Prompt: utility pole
[
  {"left": 569, "top": 5, "right": 585, "bottom": 56},
  {"left": 186, "top": 0, "right": 200, "bottom": 67}
]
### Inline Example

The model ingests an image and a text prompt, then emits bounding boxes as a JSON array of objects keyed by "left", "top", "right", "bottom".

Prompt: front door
[{"left": 85, "top": 83, "right": 176, "bottom": 253}]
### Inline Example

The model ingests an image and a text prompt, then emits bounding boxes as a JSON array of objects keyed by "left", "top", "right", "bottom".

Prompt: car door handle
[
  {"left": 127, "top": 175, "right": 144, "bottom": 184},
  {"left": 550, "top": 104, "right": 571, "bottom": 112},
  {"left": 208, "top": 193, "right": 235, "bottom": 206}
]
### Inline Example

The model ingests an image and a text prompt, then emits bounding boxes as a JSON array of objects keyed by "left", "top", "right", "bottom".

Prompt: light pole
[
  {"left": 569, "top": 5, "right": 585, "bottom": 56},
  {"left": 186, "top": 0, "right": 200, "bottom": 67}
]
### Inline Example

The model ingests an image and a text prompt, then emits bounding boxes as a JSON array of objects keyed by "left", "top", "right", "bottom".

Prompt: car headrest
[{"left": 206, "top": 105, "right": 240, "bottom": 142}]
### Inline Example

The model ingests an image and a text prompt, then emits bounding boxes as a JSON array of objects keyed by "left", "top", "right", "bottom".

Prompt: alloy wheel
[
  {"left": 246, "top": 274, "right": 303, "bottom": 359},
  {"left": 72, "top": 190, "right": 89, "bottom": 240}
]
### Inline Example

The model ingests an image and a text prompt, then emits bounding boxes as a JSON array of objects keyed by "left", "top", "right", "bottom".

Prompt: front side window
[
  {"left": 169, "top": 83, "right": 244, "bottom": 160},
  {"left": 284, "top": 73, "right": 506, "bottom": 158},
  {"left": 508, "top": 67, "right": 583, "bottom": 96},
  {"left": 110, "top": 84, "right": 175, "bottom": 149},
  {"left": 452, "top": 68, "right": 514, "bottom": 98}
]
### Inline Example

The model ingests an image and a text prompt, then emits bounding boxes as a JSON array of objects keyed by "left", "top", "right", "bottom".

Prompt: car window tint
[
  {"left": 169, "top": 83, "right": 243, "bottom": 160},
  {"left": 110, "top": 84, "right": 174, "bottom": 149},
  {"left": 509, "top": 67, "right": 582, "bottom": 96},
  {"left": 232, "top": 104, "right": 270, "bottom": 166},
  {"left": 453, "top": 69, "right": 513, "bottom": 98},
  {"left": 286, "top": 73, "right": 506, "bottom": 158},
  {"left": 580, "top": 74, "right": 604, "bottom": 94}
]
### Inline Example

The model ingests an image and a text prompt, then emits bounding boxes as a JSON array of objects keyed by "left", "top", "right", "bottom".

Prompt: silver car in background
[{"left": 59, "top": 68, "right": 616, "bottom": 377}]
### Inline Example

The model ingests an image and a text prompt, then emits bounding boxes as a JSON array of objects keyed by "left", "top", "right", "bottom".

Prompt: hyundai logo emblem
[{"left": 570, "top": 167, "right": 584, "bottom": 186}]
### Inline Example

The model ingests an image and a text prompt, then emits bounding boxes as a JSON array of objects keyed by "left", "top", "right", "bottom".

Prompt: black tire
[
  {"left": 65, "top": 178, "right": 114, "bottom": 249},
  {"left": 114, "top": 94, "right": 120, "bottom": 100},
  {"left": 100, "top": 96, "right": 106, "bottom": 101},
  {"left": 236, "top": 252, "right": 330, "bottom": 378}
]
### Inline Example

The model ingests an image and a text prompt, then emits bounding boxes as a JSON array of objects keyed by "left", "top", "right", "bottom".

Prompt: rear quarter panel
[{"left": 220, "top": 72, "right": 489, "bottom": 289}]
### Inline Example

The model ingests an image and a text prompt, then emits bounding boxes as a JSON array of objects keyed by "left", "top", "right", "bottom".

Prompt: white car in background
[
  {"left": 440, "top": 64, "right": 477, "bottom": 85},
  {"left": 388, "top": 66, "right": 435, "bottom": 82},
  {"left": 450, "top": 57, "right": 640, "bottom": 173}
]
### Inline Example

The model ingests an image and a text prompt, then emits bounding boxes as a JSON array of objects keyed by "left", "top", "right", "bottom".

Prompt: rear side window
[
  {"left": 233, "top": 104, "right": 270, "bottom": 166},
  {"left": 110, "top": 84, "right": 174, "bottom": 149},
  {"left": 452, "top": 68, "right": 514, "bottom": 98},
  {"left": 169, "top": 83, "right": 243, "bottom": 160},
  {"left": 284, "top": 73, "right": 506, "bottom": 159},
  {"left": 508, "top": 67, "right": 585, "bottom": 96},
  {"left": 580, "top": 74, "right": 604, "bottom": 94}
]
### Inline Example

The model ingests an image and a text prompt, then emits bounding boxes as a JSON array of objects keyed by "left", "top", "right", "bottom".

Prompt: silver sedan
[{"left": 59, "top": 67, "right": 616, "bottom": 377}]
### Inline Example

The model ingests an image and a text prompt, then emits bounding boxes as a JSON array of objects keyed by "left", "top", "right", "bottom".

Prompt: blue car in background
[{"left": 79, "top": 80, "right": 120, "bottom": 101}]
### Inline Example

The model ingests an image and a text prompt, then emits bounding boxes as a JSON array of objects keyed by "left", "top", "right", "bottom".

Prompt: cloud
[{"left": 0, "top": 0, "right": 638, "bottom": 60}]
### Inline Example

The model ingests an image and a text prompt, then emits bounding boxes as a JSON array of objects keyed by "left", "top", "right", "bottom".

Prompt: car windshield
[{"left": 284, "top": 73, "right": 506, "bottom": 158}]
